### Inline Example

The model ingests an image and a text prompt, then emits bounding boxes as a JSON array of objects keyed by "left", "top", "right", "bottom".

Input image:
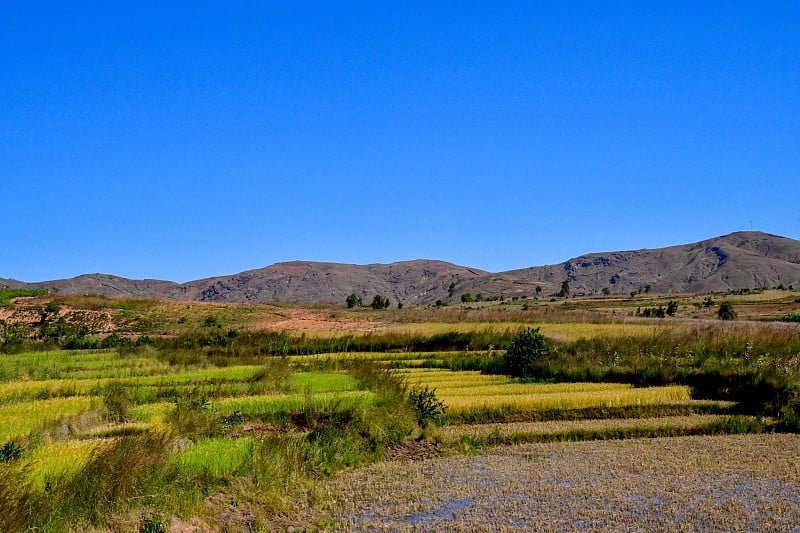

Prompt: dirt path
[{"left": 324, "top": 434, "right": 800, "bottom": 531}]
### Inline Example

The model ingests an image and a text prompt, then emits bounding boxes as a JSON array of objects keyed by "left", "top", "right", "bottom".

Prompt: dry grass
[
  {"left": 435, "top": 415, "right": 732, "bottom": 443},
  {"left": 377, "top": 321, "right": 657, "bottom": 341}
]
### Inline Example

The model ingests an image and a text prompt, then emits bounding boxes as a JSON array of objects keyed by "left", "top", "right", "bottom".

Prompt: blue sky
[{"left": 2, "top": 2, "right": 798, "bottom": 282}]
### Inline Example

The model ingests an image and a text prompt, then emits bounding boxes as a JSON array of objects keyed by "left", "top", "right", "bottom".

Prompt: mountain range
[{"left": 3, "top": 231, "right": 800, "bottom": 305}]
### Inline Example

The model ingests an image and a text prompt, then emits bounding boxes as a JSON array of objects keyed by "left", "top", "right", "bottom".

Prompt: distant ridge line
[{"left": 3, "top": 231, "right": 799, "bottom": 305}]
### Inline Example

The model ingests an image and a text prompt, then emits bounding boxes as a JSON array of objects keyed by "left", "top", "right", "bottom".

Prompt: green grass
[
  {"left": 170, "top": 436, "right": 257, "bottom": 480},
  {"left": 0, "top": 396, "right": 99, "bottom": 440},
  {"left": 0, "top": 289, "right": 48, "bottom": 306},
  {"left": 216, "top": 390, "right": 375, "bottom": 417}
]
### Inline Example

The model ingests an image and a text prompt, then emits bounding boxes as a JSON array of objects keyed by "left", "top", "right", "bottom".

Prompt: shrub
[
  {"left": 0, "top": 441, "right": 24, "bottom": 462},
  {"left": 101, "top": 333, "right": 132, "bottom": 349},
  {"left": 166, "top": 396, "right": 217, "bottom": 439},
  {"left": 103, "top": 381, "right": 132, "bottom": 423},
  {"left": 780, "top": 312, "right": 800, "bottom": 323},
  {"left": 504, "top": 327, "right": 548, "bottom": 377},
  {"left": 666, "top": 300, "right": 678, "bottom": 316},
  {"left": 370, "top": 295, "right": 390, "bottom": 309},
  {"left": 718, "top": 301, "right": 737, "bottom": 320},
  {"left": 140, "top": 515, "right": 167, "bottom": 533},
  {"left": 408, "top": 386, "right": 447, "bottom": 427},
  {"left": 346, "top": 293, "right": 362, "bottom": 308}
]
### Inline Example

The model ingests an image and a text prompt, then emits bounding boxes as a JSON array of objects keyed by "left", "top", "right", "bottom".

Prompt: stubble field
[{"left": 326, "top": 434, "right": 800, "bottom": 532}]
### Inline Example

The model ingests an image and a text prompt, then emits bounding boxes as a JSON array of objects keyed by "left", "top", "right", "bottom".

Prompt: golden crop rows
[
  {"left": 436, "top": 415, "right": 730, "bottom": 442},
  {"left": 0, "top": 396, "right": 99, "bottom": 441},
  {"left": 435, "top": 382, "right": 633, "bottom": 397},
  {"left": 441, "top": 385, "right": 692, "bottom": 413}
]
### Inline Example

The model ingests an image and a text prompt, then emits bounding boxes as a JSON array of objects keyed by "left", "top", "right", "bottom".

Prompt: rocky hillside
[
  {"left": 3, "top": 232, "right": 799, "bottom": 304},
  {"left": 501, "top": 231, "right": 800, "bottom": 296},
  {"left": 175, "top": 260, "right": 487, "bottom": 306}
]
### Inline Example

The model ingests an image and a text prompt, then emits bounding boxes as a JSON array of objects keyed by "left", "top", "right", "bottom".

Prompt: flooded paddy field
[{"left": 325, "top": 434, "right": 800, "bottom": 532}]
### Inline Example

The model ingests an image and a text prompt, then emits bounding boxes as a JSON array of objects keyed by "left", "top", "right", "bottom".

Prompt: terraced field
[{"left": 0, "top": 341, "right": 793, "bottom": 531}]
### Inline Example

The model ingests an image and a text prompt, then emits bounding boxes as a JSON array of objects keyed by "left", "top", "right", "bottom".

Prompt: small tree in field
[
  {"left": 666, "top": 300, "right": 679, "bottom": 316},
  {"left": 504, "top": 327, "right": 548, "bottom": 377},
  {"left": 345, "top": 293, "right": 362, "bottom": 308},
  {"left": 718, "top": 301, "right": 737, "bottom": 320},
  {"left": 370, "top": 295, "right": 390, "bottom": 309},
  {"left": 557, "top": 280, "right": 570, "bottom": 298}
]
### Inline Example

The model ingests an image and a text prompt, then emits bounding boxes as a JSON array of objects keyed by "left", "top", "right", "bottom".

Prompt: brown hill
[
  {"left": 499, "top": 231, "right": 800, "bottom": 296},
  {"left": 176, "top": 260, "right": 487, "bottom": 306},
  {"left": 4, "top": 231, "right": 799, "bottom": 304}
]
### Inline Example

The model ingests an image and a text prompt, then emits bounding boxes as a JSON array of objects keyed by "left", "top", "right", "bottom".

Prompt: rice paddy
[
  {"left": 435, "top": 414, "right": 735, "bottom": 443},
  {"left": 170, "top": 436, "right": 257, "bottom": 479},
  {"left": 1, "top": 312, "right": 797, "bottom": 531},
  {"left": 394, "top": 368, "right": 695, "bottom": 414},
  {"left": 325, "top": 434, "right": 800, "bottom": 531},
  {"left": 441, "top": 385, "right": 693, "bottom": 412},
  {"left": 0, "top": 396, "right": 99, "bottom": 441},
  {"left": 379, "top": 321, "right": 659, "bottom": 341}
]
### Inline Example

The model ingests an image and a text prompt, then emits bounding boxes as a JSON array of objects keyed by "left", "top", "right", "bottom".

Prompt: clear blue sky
[{"left": 2, "top": 2, "right": 798, "bottom": 282}]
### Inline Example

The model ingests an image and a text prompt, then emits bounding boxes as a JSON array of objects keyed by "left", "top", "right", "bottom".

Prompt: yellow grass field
[
  {"left": 0, "top": 396, "right": 99, "bottom": 441},
  {"left": 441, "top": 385, "right": 693, "bottom": 413},
  {"left": 378, "top": 321, "right": 659, "bottom": 341},
  {"left": 436, "top": 414, "right": 732, "bottom": 443}
]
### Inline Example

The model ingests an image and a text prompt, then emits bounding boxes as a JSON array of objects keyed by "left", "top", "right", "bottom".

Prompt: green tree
[
  {"left": 718, "top": 301, "right": 737, "bottom": 320},
  {"left": 346, "top": 293, "right": 362, "bottom": 308},
  {"left": 666, "top": 300, "right": 678, "bottom": 316},
  {"left": 408, "top": 386, "right": 447, "bottom": 427},
  {"left": 504, "top": 327, "right": 548, "bottom": 377},
  {"left": 371, "top": 295, "right": 390, "bottom": 309},
  {"left": 461, "top": 293, "right": 473, "bottom": 303},
  {"left": 558, "top": 279, "right": 570, "bottom": 298}
]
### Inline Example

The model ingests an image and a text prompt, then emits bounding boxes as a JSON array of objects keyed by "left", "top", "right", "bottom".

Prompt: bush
[
  {"left": 370, "top": 295, "right": 390, "bottom": 309},
  {"left": 718, "top": 301, "right": 737, "bottom": 320},
  {"left": 0, "top": 441, "right": 24, "bottom": 462},
  {"left": 103, "top": 381, "right": 132, "bottom": 423},
  {"left": 101, "top": 333, "right": 132, "bottom": 349},
  {"left": 346, "top": 293, "right": 363, "bottom": 308},
  {"left": 780, "top": 312, "right": 800, "bottom": 323},
  {"left": 504, "top": 327, "right": 548, "bottom": 377},
  {"left": 408, "top": 386, "right": 447, "bottom": 427},
  {"left": 666, "top": 300, "right": 678, "bottom": 316}
]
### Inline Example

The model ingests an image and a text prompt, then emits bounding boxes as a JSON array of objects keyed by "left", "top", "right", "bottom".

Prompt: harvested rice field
[
  {"left": 325, "top": 434, "right": 800, "bottom": 532},
  {"left": 435, "top": 414, "right": 734, "bottom": 444}
]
